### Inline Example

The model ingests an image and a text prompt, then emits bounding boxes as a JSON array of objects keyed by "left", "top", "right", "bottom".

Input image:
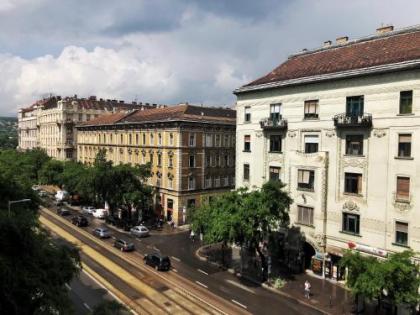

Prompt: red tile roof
[
  {"left": 78, "top": 104, "right": 236, "bottom": 127},
  {"left": 240, "top": 26, "right": 420, "bottom": 91}
]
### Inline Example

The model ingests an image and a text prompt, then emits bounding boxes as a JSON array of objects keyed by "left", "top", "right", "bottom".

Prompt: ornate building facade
[
  {"left": 235, "top": 25, "right": 420, "bottom": 277},
  {"left": 76, "top": 104, "right": 236, "bottom": 225},
  {"left": 18, "top": 95, "right": 156, "bottom": 160}
]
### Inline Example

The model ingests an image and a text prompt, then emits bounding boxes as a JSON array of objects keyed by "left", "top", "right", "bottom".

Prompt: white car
[
  {"left": 82, "top": 206, "right": 96, "bottom": 215},
  {"left": 130, "top": 225, "right": 150, "bottom": 238},
  {"left": 92, "top": 208, "right": 108, "bottom": 219}
]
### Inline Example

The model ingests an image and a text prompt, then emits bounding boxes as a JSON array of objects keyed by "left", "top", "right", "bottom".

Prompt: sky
[{"left": 0, "top": 0, "right": 419, "bottom": 116}]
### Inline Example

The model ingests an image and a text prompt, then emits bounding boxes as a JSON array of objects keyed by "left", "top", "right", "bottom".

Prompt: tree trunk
[{"left": 256, "top": 246, "right": 267, "bottom": 281}]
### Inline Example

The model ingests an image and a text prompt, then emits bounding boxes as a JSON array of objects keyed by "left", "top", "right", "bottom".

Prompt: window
[
  {"left": 129, "top": 134, "right": 132, "bottom": 145},
  {"left": 187, "top": 199, "right": 196, "bottom": 209},
  {"left": 120, "top": 134, "right": 124, "bottom": 144},
  {"left": 205, "top": 134, "right": 213, "bottom": 147},
  {"left": 78, "top": 113, "right": 83, "bottom": 121},
  {"left": 205, "top": 155, "right": 211, "bottom": 167},
  {"left": 168, "top": 156, "right": 173, "bottom": 167},
  {"left": 217, "top": 155, "right": 222, "bottom": 167},
  {"left": 395, "top": 222, "right": 408, "bottom": 246},
  {"left": 214, "top": 176, "right": 221, "bottom": 187},
  {"left": 297, "top": 169, "right": 315, "bottom": 190},
  {"left": 189, "top": 133, "right": 196, "bottom": 147},
  {"left": 224, "top": 155, "right": 228, "bottom": 167},
  {"left": 342, "top": 213, "right": 360, "bottom": 234},
  {"left": 87, "top": 114, "right": 91, "bottom": 121},
  {"left": 150, "top": 133, "right": 154, "bottom": 145},
  {"left": 157, "top": 154, "right": 162, "bottom": 167},
  {"left": 346, "top": 96, "right": 364, "bottom": 116},
  {"left": 215, "top": 134, "right": 220, "bottom": 147},
  {"left": 399, "top": 91, "right": 412, "bottom": 114},
  {"left": 205, "top": 176, "right": 212, "bottom": 188},
  {"left": 269, "top": 166, "right": 281, "bottom": 181},
  {"left": 243, "top": 164, "right": 250, "bottom": 181},
  {"left": 344, "top": 173, "right": 362, "bottom": 194},
  {"left": 244, "top": 106, "right": 251, "bottom": 122},
  {"left": 169, "top": 133, "right": 174, "bottom": 145},
  {"left": 304, "top": 135, "right": 319, "bottom": 153},
  {"left": 244, "top": 135, "right": 251, "bottom": 152},
  {"left": 143, "top": 133, "right": 146, "bottom": 144},
  {"left": 188, "top": 177, "right": 196, "bottom": 190},
  {"left": 168, "top": 178, "right": 173, "bottom": 189},
  {"left": 224, "top": 175, "right": 229, "bottom": 186},
  {"left": 297, "top": 206, "right": 314, "bottom": 226},
  {"left": 149, "top": 153, "right": 154, "bottom": 164},
  {"left": 398, "top": 134, "right": 411, "bottom": 157},
  {"left": 136, "top": 134, "right": 139, "bottom": 145},
  {"left": 304, "top": 100, "right": 319, "bottom": 119},
  {"left": 158, "top": 133, "right": 162, "bottom": 145},
  {"left": 167, "top": 199, "right": 174, "bottom": 210},
  {"left": 270, "top": 135, "right": 282, "bottom": 152},
  {"left": 211, "top": 155, "right": 216, "bottom": 167},
  {"left": 270, "top": 103, "right": 281, "bottom": 121},
  {"left": 224, "top": 135, "right": 229, "bottom": 147},
  {"left": 189, "top": 155, "right": 195, "bottom": 168},
  {"left": 346, "top": 135, "right": 363, "bottom": 155},
  {"left": 396, "top": 176, "right": 410, "bottom": 201}
]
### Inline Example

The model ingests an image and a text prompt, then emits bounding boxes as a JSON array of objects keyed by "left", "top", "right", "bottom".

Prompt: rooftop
[{"left": 236, "top": 24, "right": 420, "bottom": 93}]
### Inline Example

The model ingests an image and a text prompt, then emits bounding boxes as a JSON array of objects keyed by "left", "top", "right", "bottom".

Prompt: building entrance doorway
[{"left": 303, "top": 242, "right": 316, "bottom": 270}]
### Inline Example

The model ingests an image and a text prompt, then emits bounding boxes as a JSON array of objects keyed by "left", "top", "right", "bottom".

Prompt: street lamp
[{"left": 8, "top": 199, "right": 32, "bottom": 216}]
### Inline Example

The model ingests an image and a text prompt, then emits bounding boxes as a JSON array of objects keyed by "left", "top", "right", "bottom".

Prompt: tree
[
  {"left": 39, "top": 159, "right": 64, "bottom": 185},
  {"left": 0, "top": 161, "right": 81, "bottom": 315},
  {"left": 191, "top": 180, "right": 292, "bottom": 279},
  {"left": 90, "top": 300, "right": 128, "bottom": 315}
]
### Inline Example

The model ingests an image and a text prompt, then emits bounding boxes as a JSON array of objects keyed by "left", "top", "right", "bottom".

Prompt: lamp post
[{"left": 8, "top": 199, "right": 31, "bottom": 216}]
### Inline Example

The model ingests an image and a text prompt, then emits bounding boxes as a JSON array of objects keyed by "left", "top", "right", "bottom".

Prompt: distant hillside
[{"left": 0, "top": 116, "right": 18, "bottom": 149}]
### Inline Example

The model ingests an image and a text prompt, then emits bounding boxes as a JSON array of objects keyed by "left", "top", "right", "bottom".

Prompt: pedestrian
[
  {"left": 190, "top": 229, "right": 195, "bottom": 242},
  {"left": 304, "top": 280, "right": 311, "bottom": 299}
]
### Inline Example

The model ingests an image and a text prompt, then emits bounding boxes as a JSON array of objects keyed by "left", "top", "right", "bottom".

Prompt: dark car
[
  {"left": 57, "top": 207, "right": 70, "bottom": 216},
  {"left": 71, "top": 215, "right": 89, "bottom": 227},
  {"left": 113, "top": 238, "right": 135, "bottom": 252},
  {"left": 144, "top": 253, "right": 171, "bottom": 271}
]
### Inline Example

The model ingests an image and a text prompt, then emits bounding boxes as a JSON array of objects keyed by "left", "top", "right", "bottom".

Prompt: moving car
[
  {"left": 82, "top": 206, "right": 96, "bottom": 215},
  {"left": 130, "top": 225, "right": 149, "bottom": 238},
  {"left": 92, "top": 227, "right": 111, "bottom": 239},
  {"left": 57, "top": 208, "right": 70, "bottom": 216},
  {"left": 71, "top": 215, "right": 89, "bottom": 227},
  {"left": 143, "top": 253, "right": 171, "bottom": 271},
  {"left": 113, "top": 238, "right": 135, "bottom": 252},
  {"left": 92, "top": 208, "right": 108, "bottom": 219}
]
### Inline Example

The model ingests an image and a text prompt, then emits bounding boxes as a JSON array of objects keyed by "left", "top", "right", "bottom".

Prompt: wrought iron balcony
[
  {"left": 260, "top": 117, "right": 288, "bottom": 130},
  {"left": 333, "top": 113, "right": 372, "bottom": 128}
]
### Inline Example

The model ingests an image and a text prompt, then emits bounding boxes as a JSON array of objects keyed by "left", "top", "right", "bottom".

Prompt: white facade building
[{"left": 235, "top": 25, "right": 420, "bottom": 277}]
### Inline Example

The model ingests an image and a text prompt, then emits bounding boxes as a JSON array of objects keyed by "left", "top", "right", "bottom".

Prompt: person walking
[{"left": 304, "top": 280, "right": 311, "bottom": 299}]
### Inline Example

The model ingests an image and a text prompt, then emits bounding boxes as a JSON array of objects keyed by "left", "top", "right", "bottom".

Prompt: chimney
[
  {"left": 323, "top": 40, "right": 332, "bottom": 48},
  {"left": 376, "top": 25, "right": 394, "bottom": 35},
  {"left": 336, "top": 36, "right": 348, "bottom": 44}
]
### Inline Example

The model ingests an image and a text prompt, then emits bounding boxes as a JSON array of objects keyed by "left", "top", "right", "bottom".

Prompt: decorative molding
[
  {"left": 373, "top": 128, "right": 387, "bottom": 138},
  {"left": 342, "top": 157, "right": 367, "bottom": 169},
  {"left": 393, "top": 200, "right": 413, "bottom": 212},
  {"left": 342, "top": 199, "right": 360, "bottom": 212},
  {"left": 287, "top": 131, "right": 297, "bottom": 138},
  {"left": 325, "top": 129, "right": 336, "bottom": 138},
  {"left": 255, "top": 131, "right": 263, "bottom": 138}
]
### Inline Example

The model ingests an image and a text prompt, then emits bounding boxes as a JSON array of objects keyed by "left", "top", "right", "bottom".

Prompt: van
[
  {"left": 92, "top": 208, "right": 108, "bottom": 219},
  {"left": 55, "top": 190, "right": 69, "bottom": 201}
]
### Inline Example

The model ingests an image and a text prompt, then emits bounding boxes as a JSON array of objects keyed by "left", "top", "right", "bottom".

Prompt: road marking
[
  {"left": 171, "top": 256, "right": 180, "bottom": 262},
  {"left": 231, "top": 299, "right": 247, "bottom": 309},
  {"left": 83, "top": 302, "right": 92, "bottom": 311},
  {"left": 172, "top": 268, "right": 178, "bottom": 273},
  {"left": 195, "top": 281, "right": 208, "bottom": 289},
  {"left": 153, "top": 246, "right": 160, "bottom": 252},
  {"left": 65, "top": 283, "right": 72, "bottom": 290},
  {"left": 198, "top": 269, "right": 209, "bottom": 276},
  {"left": 225, "top": 279, "right": 255, "bottom": 294}
]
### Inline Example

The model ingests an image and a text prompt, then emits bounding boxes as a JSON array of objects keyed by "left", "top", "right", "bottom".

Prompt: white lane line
[
  {"left": 83, "top": 302, "right": 92, "bottom": 311},
  {"left": 225, "top": 279, "right": 255, "bottom": 294},
  {"left": 197, "top": 269, "right": 209, "bottom": 276},
  {"left": 172, "top": 268, "right": 178, "bottom": 273},
  {"left": 171, "top": 256, "right": 181, "bottom": 262},
  {"left": 231, "top": 299, "right": 247, "bottom": 309},
  {"left": 195, "top": 281, "right": 208, "bottom": 289},
  {"left": 65, "top": 283, "right": 72, "bottom": 291},
  {"left": 152, "top": 246, "right": 160, "bottom": 251}
]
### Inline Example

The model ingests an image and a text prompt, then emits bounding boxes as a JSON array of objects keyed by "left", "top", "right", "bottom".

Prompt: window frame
[
  {"left": 304, "top": 100, "right": 319, "bottom": 119},
  {"left": 396, "top": 176, "right": 410, "bottom": 201},
  {"left": 189, "top": 155, "right": 195, "bottom": 168},
  {"left": 244, "top": 135, "right": 251, "bottom": 152},
  {"left": 269, "top": 166, "right": 281, "bottom": 181},
  {"left": 244, "top": 106, "right": 251, "bottom": 122},
  {"left": 243, "top": 163, "right": 250, "bottom": 181},
  {"left": 297, "top": 205, "right": 314, "bottom": 226},
  {"left": 342, "top": 213, "right": 360, "bottom": 235},
  {"left": 346, "top": 96, "right": 364, "bottom": 116},
  {"left": 398, "top": 134, "right": 412, "bottom": 158},
  {"left": 297, "top": 169, "right": 315, "bottom": 191},
  {"left": 345, "top": 134, "right": 364, "bottom": 156},
  {"left": 270, "top": 103, "right": 281, "bottom": 122},
  {"left": 269, "top": 134, "right": 282, "bottom": 152},
  {"left": 395, "top": 221, "right": 408, "bottom": 246},
  {"left": 304, "top": 135, "right": 319, "bottom": 153},
  {"left": 344, "top": 172, "right": 362, "bottom": 195},
  {"left": 399, "top": 90, "right": 413, "bottom": 115}
]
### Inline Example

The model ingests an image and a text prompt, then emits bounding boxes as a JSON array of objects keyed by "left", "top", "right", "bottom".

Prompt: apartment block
[
  {"left": 234, "top": 25, "right": 420, "bottom": 278},
  {"left": 76, "top": 104, "right": 236, "bottom": 225}
]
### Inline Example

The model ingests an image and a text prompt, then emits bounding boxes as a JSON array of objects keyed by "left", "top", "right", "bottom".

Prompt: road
[{"left": 40, "top": 201, "right": 323, "bottom": 315}]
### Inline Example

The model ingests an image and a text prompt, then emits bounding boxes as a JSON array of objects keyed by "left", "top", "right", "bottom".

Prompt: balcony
[
  {"left": 260, "top": 117, "right": 288, "bottom": 131},
  {"left": 333, "top": 113, "right": 372, "bottom": 128}
]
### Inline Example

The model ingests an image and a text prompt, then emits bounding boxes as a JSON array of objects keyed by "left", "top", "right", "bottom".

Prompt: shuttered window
[
  {"left": 244, "top": 107, "right": 251, "bottom": 122},
  {"left": 269, "top": 166, "right": 281, "bottom": 181},
  {"left": 304, "top": 135, "right": 319, "bottom": 153},
  {"left": 396, "top": 176, "right": 410, "bottom": 200},
  {"left": 395, "top": 221, "right": 408, "bottom": 245},
  {"left": 297, "top": 206, "right": 314, "bottom": 225},
  {"left": 304, "top": 100, "right": 319, "bottom": 119},
  {"left": 244, "top": 135, "right": 251, "bottom": 152},
  {"left": 398, "top": 134, "right": 411, "bottom": 157},
  {"left": 297, "top": 169, "right": 315, "bottom": 190}
]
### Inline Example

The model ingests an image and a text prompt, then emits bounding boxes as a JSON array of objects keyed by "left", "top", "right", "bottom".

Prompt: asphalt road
[{"left": 42, "top": 199, "right": 323, "bottom": 315}]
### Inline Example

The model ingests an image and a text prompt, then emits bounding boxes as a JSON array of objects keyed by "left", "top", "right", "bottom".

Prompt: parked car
[
  {"left": 113, "top": 238, "right": 135, "bottom": 252},
  {"left": 92, "top": 227, "right": 111, "bottom": 239},
  {"left": 55, "top": 190, "right": 69, "bottom": 201},
  {"left": 92, "top": 208, "right": 108, "bottom": 219},
  {"left": 82, "top": 206, "right": 96, "bottom": 215},
  {"left": 54, "top": 199, "right": 64, "bottom": 207},
  {"left": 130, "top": 225, "right": 149, "bottom": 238},
  {"left": 38, "top": 190, "right": 48, "bottom": 198},
  {"left": 71, "top": 215, "right": 89, "bottom": 227},
  {"left": 144, "top": 253, "right": 171, "bottom": 271},
  {"left": 57, "top": 208, "right": 70, "bottom": 216}
]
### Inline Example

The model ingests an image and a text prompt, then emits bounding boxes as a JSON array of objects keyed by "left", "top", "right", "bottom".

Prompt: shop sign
[{"left": 347, "top": 242, "right": 388, "bottom": 257}]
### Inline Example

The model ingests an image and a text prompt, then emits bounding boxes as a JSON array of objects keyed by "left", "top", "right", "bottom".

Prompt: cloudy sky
[{"left": 1, "top": 0, "right": 419, "bottom": 115}]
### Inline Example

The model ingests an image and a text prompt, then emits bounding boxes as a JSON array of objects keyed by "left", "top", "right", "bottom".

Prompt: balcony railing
[
  {"left": 333, "top": 113, "right": 372, "bottom": 128},
  {"left": 260, "top": 117, "right": 288, "bottom": 130}
]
